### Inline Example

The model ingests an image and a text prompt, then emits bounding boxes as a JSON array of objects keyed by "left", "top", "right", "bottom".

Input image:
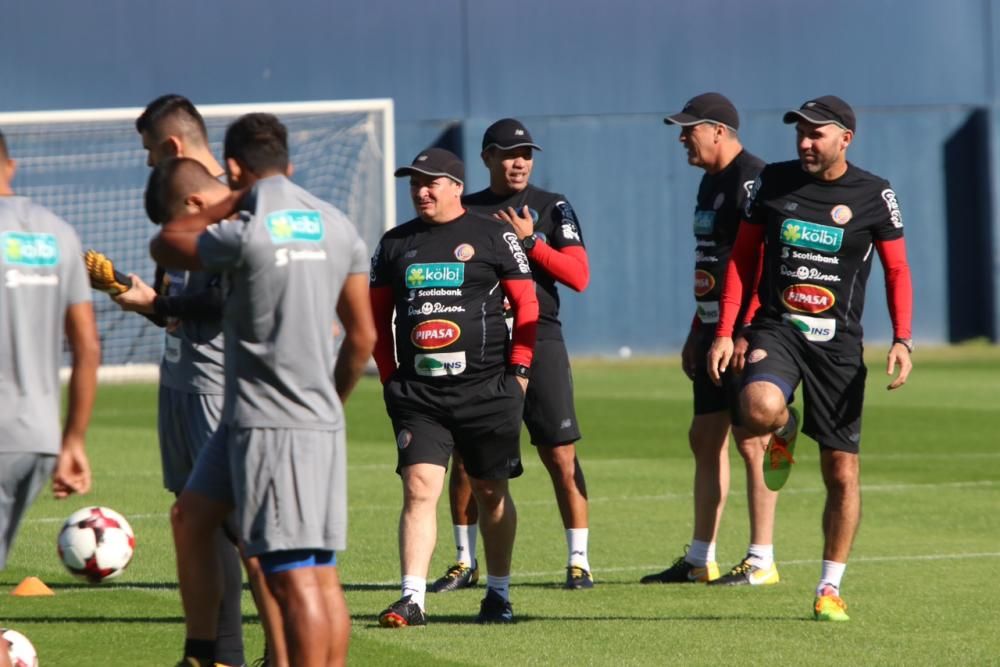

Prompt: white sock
[
  {"left": 566, "top": 528, "right": 590, "bottom": 570},
  {"left": 687, "top": 540, "right": 714, "bottom": 566},
  {"left": 401, "top": 575, "right": 427, "bottom": 610},
  {"left": 486, "top": 575, "right": 510, "bottom": 601},
  {"left": 747, "top": 543, "right": 774, "bottom": 569},
  {"left": 776, "top": 409, "right": 797, "bottom": 437},
  {"left": 454, "top": 524, "right": 478, "bottom": 567},
  {"left": 817, "top": 560, "right": 847, "bottom": 595}
]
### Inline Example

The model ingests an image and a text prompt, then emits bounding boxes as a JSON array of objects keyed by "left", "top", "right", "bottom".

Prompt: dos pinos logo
[
  {"left": 3, "top": 232, "right": 59, "bottom": 266},
  {"left": 405, "top": 263, "right": 465, "bottom": 288},
  {"left": 266, "top": 210, "right": 324, "bottom": 243}
]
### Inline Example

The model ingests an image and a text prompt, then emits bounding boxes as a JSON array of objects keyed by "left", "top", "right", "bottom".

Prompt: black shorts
[
  {"left": 691, "top": 327, "right": 742, "bottom": 424},
  {"left": 742, "top": 322, "right": 866, "bottom": 453},
  {"left": 383, "top": 371, "right": 525, "bottom": 480},
  {"left": 524, "top": 338, "right": 582, "bottom": 447}
]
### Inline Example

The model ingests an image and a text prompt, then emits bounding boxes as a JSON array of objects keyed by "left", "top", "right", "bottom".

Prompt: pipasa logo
[
  {"left": 405, "top": 263, "right": 464, "bottom": 288},
  {"left": 2, "top": 232, "right": 59, "bottom": 266},
  {"left": 266, "top": 210, "right": 324, "bottom": 243},
  {"left": 410, "top": 319, "right": 461, "bottom": 349},
  {"left": 783, "top": 313, "right": 836, "bottom": 342},
  {"left": 780, "top": 219, "right": 843, "bottom": 253},
  {"left": 782, "top": 283, "right": 835, "bottom": 314},
  {"left": 694, "top": 269, "right": 715, "bottom": 297}
]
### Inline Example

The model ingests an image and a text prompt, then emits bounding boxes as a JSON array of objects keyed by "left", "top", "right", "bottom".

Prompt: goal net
[{"left": 0, "top": 99, "right": 395, "bottom": 381}]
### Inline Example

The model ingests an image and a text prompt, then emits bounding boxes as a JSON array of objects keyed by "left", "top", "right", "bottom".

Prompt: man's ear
[
  {"left": 165, "top": 135, "right": 183, "bottom": 158},
  {"left": 184, "top": 192, "right": 206, "bottom": 213},
  {"left": 226, "top": 157, "right": 243, "bottom": 187}
]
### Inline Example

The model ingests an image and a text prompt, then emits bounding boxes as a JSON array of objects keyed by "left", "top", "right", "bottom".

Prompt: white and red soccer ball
[
  {"left": 56, "top": 506, "right": 135, "bottom": 583},
  {"left": 1, "top": 628, "right": 38, "bottom": 667}
]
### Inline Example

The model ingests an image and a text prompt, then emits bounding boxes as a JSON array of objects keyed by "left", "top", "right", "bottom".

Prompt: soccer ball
[
  {"left": 57, "top": 506, "right": 135, "bottom": 583},
  {"left": 1, "top": 628, "right": 38, "bottom": 667}
]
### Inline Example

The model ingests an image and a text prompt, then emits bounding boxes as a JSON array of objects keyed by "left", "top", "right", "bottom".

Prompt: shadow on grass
[
  {"left": 353, "top": 613, "right": 810, "bottom": 625},
  {"left": 0, "top": 614, "right": 264, "bottom": 624}
]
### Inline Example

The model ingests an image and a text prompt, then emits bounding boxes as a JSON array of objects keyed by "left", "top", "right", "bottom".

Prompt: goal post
[{"left": 0, "top": 98, "right": 395, "bottom": 381}]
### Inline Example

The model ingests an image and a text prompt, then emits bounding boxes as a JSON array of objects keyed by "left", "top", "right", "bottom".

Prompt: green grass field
[{"left": 3, "top": 345, "right": 1000, "bottom": 666}]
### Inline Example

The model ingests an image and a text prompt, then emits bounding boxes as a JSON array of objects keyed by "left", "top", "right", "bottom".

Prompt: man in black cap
[
  {"left": 370, "top": 147, "right": 539, "bottom": 626},
  {"left": 708, "top": 95, "right": 914, "bottom": 621},
  {"left": 642, "top": 93, "right": 781, "bottom": 588},
  {"left": 426, "top": 118, "right": 597, "bottom": 593}
]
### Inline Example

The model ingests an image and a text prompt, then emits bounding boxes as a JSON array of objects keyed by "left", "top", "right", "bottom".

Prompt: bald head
[{"left": 145, "top": 157, "right": 227, "bottom": 224}]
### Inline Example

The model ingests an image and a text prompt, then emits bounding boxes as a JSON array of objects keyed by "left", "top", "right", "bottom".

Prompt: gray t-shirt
[
  {"left": 0, "top": 196, "right": 91, "bottom": 454},
  {"left": 198, "top": 175, "right": 368, "bottom": 430},
  {"left": 159, "top": 268, "right": 225, "bottom": 395}
]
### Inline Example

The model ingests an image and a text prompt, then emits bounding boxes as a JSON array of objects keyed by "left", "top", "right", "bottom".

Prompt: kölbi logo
[
  {"left": 3, "top": 232, "right": 59, "bottom": 266},
  {"left": 405, "top": 263, "right": 465, "bottom": 288},
  {"left": 780, "top": 219, "right": 843, "bottom": 253},
  {"left": 266, "top": 210, "right": 324, "bottom": 243}
]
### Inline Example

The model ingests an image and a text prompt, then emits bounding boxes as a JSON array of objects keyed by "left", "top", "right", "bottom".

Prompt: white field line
[
  {"left": 47, "top": 551, "right": 1000, "bottom": 593},
  {"left": 22, "top": 479, "right": 999, "bottom": 524}
]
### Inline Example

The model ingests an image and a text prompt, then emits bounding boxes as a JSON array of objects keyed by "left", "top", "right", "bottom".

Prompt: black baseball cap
[
  {"left": 481, "top": 118, "right": 542, "bottom": 152},
  {"left": 394, "top": 147, "right": 464, "bottom": 185},
  {"left": 664, "top": 92, "right": 739, "bottom": 131},
  {"left": 783, "top": 96, "right": 856, "bottom": 132}
]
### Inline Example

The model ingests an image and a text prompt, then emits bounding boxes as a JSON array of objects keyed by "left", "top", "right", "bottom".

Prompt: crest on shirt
[
  {"left": 713, "top": 193, "right": 725, "bottom": 210},
  {"left": 454, "top": 243, "right": 475, "bottom": 261},
  {"left": 830, "top": 204, "right": 853, "bottom": 225}
]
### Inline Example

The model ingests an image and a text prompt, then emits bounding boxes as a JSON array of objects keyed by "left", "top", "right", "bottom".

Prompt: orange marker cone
[{"left": 11, "top": 576, "right": 54, "bottom": 596}]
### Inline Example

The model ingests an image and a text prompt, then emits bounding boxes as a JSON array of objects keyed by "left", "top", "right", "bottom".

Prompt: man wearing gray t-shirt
[
  {"left": 0, "top": 129, "right": 100, "bottom": 570},
  {"left": 150, "top": 114, "right": 376, "bottom": 667}
]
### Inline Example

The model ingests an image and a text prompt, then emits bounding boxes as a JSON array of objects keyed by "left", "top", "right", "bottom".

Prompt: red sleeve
[
  {"left": 501, "top": 278, "right": 538, "bottom": 367},
  {"left": 875, "top": 237, "right": 913, "bottom": 339},
  {"left": 526, "top": 243, "right": 590, "bottom": 292},
  {"left": 716, "top": 222, "right": 765, "bottom": 337},
  {"left": 369, "top": 286, "right": 397, "bottom": 383}
]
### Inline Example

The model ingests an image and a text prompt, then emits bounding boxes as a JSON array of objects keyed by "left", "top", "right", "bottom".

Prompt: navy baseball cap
[
  {"left": 664, "top": 92, "right": 740, "bottom": 131},
  {"left": 481, "top": 118, "right": 542, "bottom": 152},
  {"left": 394, "top": 147, "right": 464, "bottom": 185},
  {"left": 783, "top": 96, "right": 856, "bottom": 132}
]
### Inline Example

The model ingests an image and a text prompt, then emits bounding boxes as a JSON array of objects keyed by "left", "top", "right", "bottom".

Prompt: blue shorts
[{"left": 258, "top": 548, "right": 337, "bottom": 574}]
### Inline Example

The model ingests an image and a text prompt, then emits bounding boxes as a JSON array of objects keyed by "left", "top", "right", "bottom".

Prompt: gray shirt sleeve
[{"left": 198, "top": 215, "right": 251, "bottom": 271}]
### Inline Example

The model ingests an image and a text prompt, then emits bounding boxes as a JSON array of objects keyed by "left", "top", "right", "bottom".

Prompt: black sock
[{"left": 184, "top": 638, "right": 215, "bottom": 661}]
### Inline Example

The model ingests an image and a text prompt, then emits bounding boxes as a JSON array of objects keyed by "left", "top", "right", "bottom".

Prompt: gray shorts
[
  {"left": 158, "top": 386, "right": 224, "bottom": 493},
  {"left": 0, "top": 453, "right": 56, "bottom": 569},
  {"left": 187, "top": 426, "right": 348, "bottom": 558}
]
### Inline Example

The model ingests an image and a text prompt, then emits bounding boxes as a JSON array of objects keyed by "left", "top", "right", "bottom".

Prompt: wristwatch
[
  {"left": 520, "top": 234, "right": 537, "bottom": 251},
  {"left": 509, "top": 364, "right": 531, "bottom": 379},
  {"left": 892, "top": 337, "right": 914, "bottom": 353}
]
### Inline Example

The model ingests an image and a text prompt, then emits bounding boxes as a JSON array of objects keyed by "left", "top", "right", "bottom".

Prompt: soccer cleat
[
  {"left": 708, "top": 556, "right": 780, "bottom": 586},
  {"left": 565, "top": 565, "right": 595, "bottom": 589},
  {"left": 763, "top": 406, "right": 799, "bottom": 491},
  {"left": 640, "top": 554, "right": 719, "bottom": 584},
  {"left": 814, "top": 585, "right": 850, "bottom": 622},
  {"left": 378, "top": 595, "right": 427, "bottom": 628},
  {"left": 429, "top": 561, "right": 479, "bottom": 593},
  {"left": 476, "top": 588, "right": 515, "bottom": 624}
]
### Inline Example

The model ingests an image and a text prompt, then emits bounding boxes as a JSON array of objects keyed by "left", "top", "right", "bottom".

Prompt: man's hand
[
  {"left": 681, "top": 331, "right": 698, "bottom": 380},
  {"left": 52, "top": 433, "right": 91, "bottom": 499},
  {"left": 113, "top": 274, "right": 158, "bottom": 314},
  {"left": 515, "top": 376, "right": 528, "bottom": 395},
  {"left": 496, "top": 205, "right": 535, "bottom": 240},
  {"left": 707, "top": 336, "right": 734, "bottom": 386},
  {"left": 886, "top": 342, "right": 912, "bottom": 390},
  {"left": 731, "top": 334, "right": 750, "bottom": 375}
]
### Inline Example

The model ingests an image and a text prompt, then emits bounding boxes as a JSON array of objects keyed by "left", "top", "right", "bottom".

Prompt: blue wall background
[{"left": 2, "top": 0, "right": 998, "bottom": 354}]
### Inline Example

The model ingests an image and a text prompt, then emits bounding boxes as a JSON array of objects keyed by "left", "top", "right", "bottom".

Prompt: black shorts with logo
[
  {"left": 691, "top": 327, "right": 742, "bottom": 424},
  {"left": 384, "top": 371, "right": 525, "bottom": 480},
  {"left": 524, "top": 338, "right": 582, "bottom": 447},
  {"left": 742, "top": 321, "right": 866, "bottom": 453}
]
